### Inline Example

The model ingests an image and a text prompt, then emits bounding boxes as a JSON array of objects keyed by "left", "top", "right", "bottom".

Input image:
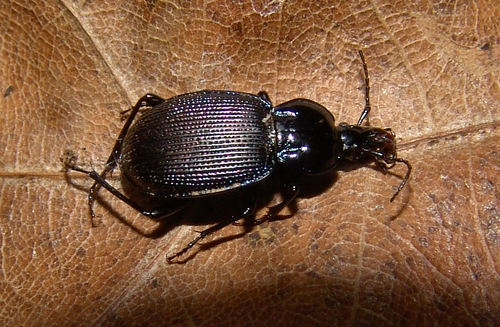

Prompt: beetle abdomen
[{"left": 120, "top": 90, "right": 275, "bottom": 198}]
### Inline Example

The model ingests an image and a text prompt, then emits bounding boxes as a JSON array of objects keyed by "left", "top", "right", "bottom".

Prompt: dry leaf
[{"left": 1, "top": 0, "right": 499, "bottom": 326}]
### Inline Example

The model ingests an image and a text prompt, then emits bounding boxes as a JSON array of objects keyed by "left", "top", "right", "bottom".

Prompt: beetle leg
[
  {"left": 167, "top": 202, "right": 257, "bottom": 262},
  {"left": 86, "top": 94, "right": 165, "bottom": 222},
  {"left": 64, "top": 163, "right": 181, "bottom": 221},
  {"left": 257, "top": 91, "right": 271, "bottom": 103},
  {"left": 356, "top": 50, "right": 371, "bottom": 126},
  {"left": 389, "top": 158, "right": 412, "bottom": 202},
  {"left": 376, "top": 160, "right": 395, "bottom": 171},
  {"left": 231, "top": 192, "right": 258, "bottom": 226},
  {"left": 65, "top": 94, "right": 167, "bottom": 224},
  {"left": 167, "top": 220, "right": 234, "bottom": 262},
  {"left": 366, "top": 150, "right": 412, "bottom": 202},
  {"left": 235, "top": 183, "right": 299, "bottom": 226}
]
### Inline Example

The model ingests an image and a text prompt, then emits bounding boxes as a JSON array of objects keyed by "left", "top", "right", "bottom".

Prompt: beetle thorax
[{"left": 272, "top": 99, "right": 340, "bottom": 176}]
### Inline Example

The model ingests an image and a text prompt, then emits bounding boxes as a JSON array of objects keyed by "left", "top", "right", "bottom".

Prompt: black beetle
[{"left": 64, "top": 51, "right": 411, "bottom": 261}]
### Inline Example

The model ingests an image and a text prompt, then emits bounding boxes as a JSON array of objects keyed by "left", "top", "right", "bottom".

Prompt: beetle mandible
[{"left": 64, "top": 51, "right": 411, "bottom": 261}]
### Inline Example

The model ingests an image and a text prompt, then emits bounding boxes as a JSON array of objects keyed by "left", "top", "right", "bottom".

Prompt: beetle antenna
[
  {"left": 389, "top": 158, "right": 412, "bottom": 202},
  {"left": 357, "top": 50, "right": 371, "bottom": 126}
]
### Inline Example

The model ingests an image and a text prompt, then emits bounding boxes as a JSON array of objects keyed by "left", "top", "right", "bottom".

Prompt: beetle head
[
  {"left": 338, "top": 124, "right": 396, "bottom": 161},
  {"left": 338, "top": 124, "right": 411, "bottom": 201}
]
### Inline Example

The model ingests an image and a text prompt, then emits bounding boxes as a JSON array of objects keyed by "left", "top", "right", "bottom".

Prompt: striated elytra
[{"left": 64, "top": 51, "right": 411, "bottom": 261}]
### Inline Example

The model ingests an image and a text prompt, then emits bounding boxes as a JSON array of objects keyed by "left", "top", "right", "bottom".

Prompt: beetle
[{"left": 64, "top": 51, "right": 411, "bottom": 261}]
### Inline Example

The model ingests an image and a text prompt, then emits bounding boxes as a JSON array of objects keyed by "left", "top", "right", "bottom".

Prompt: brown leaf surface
[{"left": 1, "top": 0, "right": 499, "bottom": 326}]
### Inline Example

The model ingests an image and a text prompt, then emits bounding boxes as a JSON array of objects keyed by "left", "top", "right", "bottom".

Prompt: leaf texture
[{"left": 0, "top": 0, "right": 499, "bottom": 326}]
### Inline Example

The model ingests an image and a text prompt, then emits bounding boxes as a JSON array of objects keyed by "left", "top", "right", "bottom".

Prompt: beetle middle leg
[
  {"left": 233, "top": 183, "right": 299, "bottom": 226},
  {"left": 167, "top": 199, "right": 257, "bottom": 262},
  {"left": 64, "top": 94, "right": 168, "bottom": 224}
]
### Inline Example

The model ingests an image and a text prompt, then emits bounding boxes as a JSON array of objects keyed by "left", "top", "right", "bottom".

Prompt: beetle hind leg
[
  {"left": 64, "top": 94, "right": 166, "bottom": 224},
  {"left": 64, "top": 162, "right": 181, "bottom": 220}
]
